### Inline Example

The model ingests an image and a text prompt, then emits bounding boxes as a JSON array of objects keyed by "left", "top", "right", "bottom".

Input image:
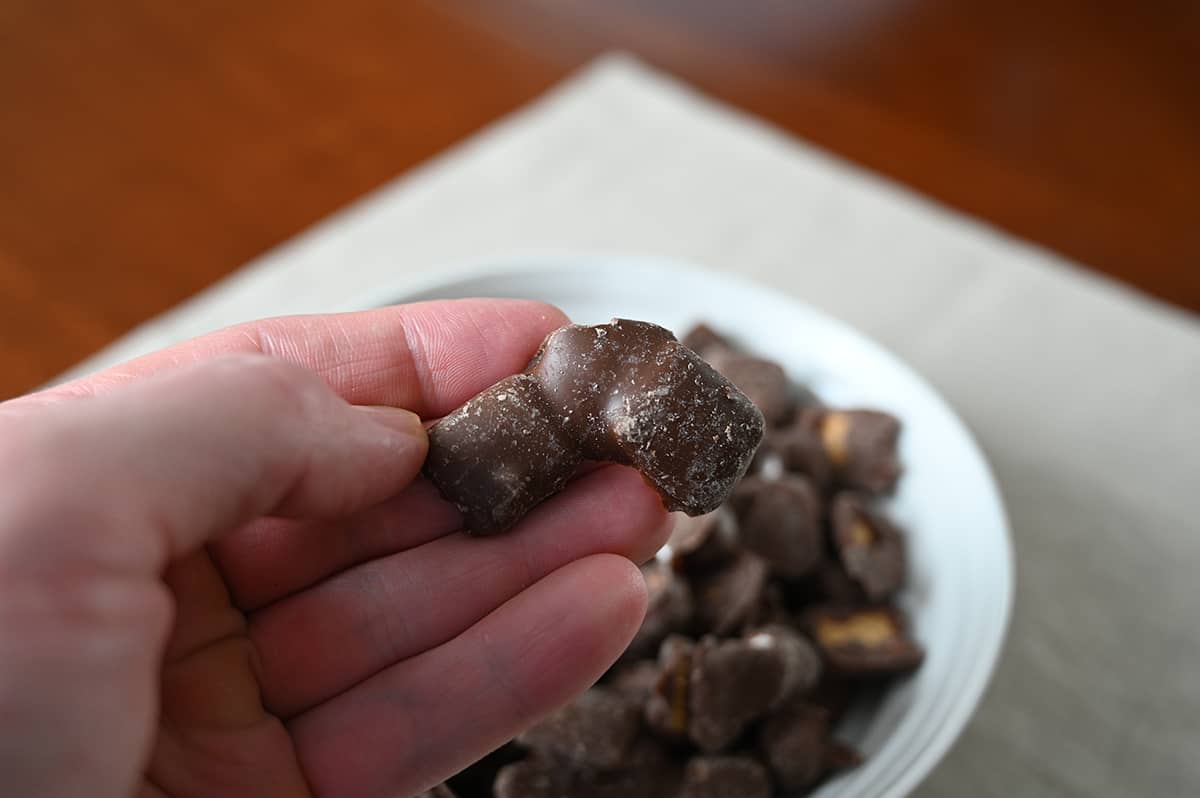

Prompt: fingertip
[
  {"left": 504, "top": 465, "right": 673, "bottom": 571},
  {"left": 588, "top": 551, "right": 650, "bottom": 605},
  {"left": 568, "top": 553, "right": 650, "bottom": 651},
  {"left": 588, "top": 466, "right": 674, "bottom": 564},
  {"left": 352, "top": 403, "right": 429, "bottom": 477},
  {"left": 637, "top": 494, "right": 675, "bottom": 565},
  {"left": 354, "top": 405, "right": 428, "bottom": 453},
  {"left": 609, "top": 552, "right": 650, "bottom": 627}
]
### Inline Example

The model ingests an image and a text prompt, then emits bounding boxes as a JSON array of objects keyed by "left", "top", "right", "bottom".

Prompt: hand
[{"left": 0, "top": 300, "right": 672, "bottom": 798}]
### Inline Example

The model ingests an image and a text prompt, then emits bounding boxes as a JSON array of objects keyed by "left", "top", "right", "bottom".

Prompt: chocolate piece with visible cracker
[
  {"left": 831, "top": 493, "right": 907, "bottom": 601},
  {"left": 645, "top": 635, "right": 694, "bottom": 742},
  {"left": 607, "top": 660, "right": 662, "bottom": 705},
  {"left": 804, "top": 605, "right": 925, "bottom": 676},
  {"left": 770, "top": 409, "right": 834, "bottom": 490},
  {"left": 816, "top": 409, "right": 902, "bottom": 494}
]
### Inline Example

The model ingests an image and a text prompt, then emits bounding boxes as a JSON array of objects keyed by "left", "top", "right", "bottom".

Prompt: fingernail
[{"left": 355, "top": 405, "right": 425, "bottom": 436}]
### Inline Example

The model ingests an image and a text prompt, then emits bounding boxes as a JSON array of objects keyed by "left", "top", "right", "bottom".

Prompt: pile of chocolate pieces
[{"left": 426, "top": 324, "right": 925, "bottom": 798}]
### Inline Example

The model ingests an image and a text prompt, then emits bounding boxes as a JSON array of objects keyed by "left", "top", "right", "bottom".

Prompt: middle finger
[{"left": 249, "top": 465, "right": 671, "bottom": 718}]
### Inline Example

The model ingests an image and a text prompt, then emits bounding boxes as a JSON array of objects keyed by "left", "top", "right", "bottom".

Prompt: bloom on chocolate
[{"left": 425, "top": 319, "right": 765, "bottom": 534}]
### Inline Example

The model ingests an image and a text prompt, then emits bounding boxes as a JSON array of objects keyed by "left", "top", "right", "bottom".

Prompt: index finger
[{"left": 19, "top": 299, "right": 568, "bottom": 417}]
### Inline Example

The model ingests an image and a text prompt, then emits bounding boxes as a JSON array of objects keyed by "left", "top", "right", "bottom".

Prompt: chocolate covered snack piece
[
  {"left": 688, "top": 635, "right": 795, "bottom": 752},
  {"left": 681, "top": 323, "right": 733, "bottom": 358},
  {"left": 706, "top": 350, "right": 794, "bottom": 427},
  {"left": 805, "top": 605, "right": 925, "bottom": 676},
  {"left": 743, "top": 581, "right": 792, "bottom": 629},
  {"left": 744, "top": 624, "right": 823, "bottom": 700},
  {"left": 424, "top": 319, "right": 765, "bottom": 534},
  {"left": 608, "top": 660, "right": 662, "bottom": 704},
  {"left": 738, "top": 475, "right": 823, "bottom": 578},
  {"left": 831, "top": 493, "right": 907, "bottom": 600},
  {"left": 493, "top": 758, "right": 568, "bottom": 798},
  {"left": 496, "top": 740, "right": 678, "bottom": 798},
  {"left": 645, "top": 635, "right": 694, "bottom": 742},
  {"left": 767, "top": 409, "right": 834, "bottom": 490},
  {"left": 680, "top": 756, "right": 772, "bottom": 798},
  {"left": 693, "top": 552, "right": 769, "bottom": 635},
  {"left": 667, "top": 506, "right": 740, "bottom": 573},
  {"left": 516, "top": 687, "right": 641, "bottom": 769},
  {"left": 759, "top": 700, "right": 861, "bottom": 791},
  {"left": 807, "top": 559, "right": 868, "bottom": 607},
  {"left": 816, "top": 409, "right": 902, "bottom": 494}
]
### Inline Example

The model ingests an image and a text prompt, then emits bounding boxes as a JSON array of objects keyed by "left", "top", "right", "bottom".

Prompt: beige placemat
[{"left": 59, "top": 54, "right": 1200, "bottom": 797}]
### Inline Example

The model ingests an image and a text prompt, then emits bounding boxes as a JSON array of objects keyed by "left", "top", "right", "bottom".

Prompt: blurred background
[{"left": 1, "top": 0, "right": 1197, "bottom": 399}]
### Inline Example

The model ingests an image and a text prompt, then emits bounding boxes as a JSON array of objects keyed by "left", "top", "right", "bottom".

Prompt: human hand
[{"left": 0, "top": 300, "right": 672, "bottom": 798}]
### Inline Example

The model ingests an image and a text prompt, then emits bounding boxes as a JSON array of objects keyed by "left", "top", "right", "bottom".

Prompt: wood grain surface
[{"left": 1, "top": 0, "right": 1197, "bottom": 398}]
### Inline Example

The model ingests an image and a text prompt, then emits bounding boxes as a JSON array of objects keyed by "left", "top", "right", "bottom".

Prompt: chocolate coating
[
  {"left": 693, "top": 552, "right": 770, "bottom": 636},
  {"left": 818, "top": 409, "right": 902, "bottom": 494},
  {"left": 424, "top": 319, "right": 765, "bottom": 534},
  {"left": 804, "top": 605, "right": 925, "bottom": 676},
  {"left": 645, "top": 635, "right": 694, "bottom": 742},
  {"left": 738, "top": 475, "right": 823, "bottom": 578},
  {"left": 770, "top": 409, "right": 834, "bottom": 490},
  {"left": 680, "top": 756, "right": 772, "bottom": 798},
  {"left": 608, "top": 660, "right": 662, "bottom": 705},
  {"left": 680, "top": 323, "right": 733, "bottom": 358},
  {"left": 758, "top": 701, "right": 835, "bottom": 791},
  {"left": 495, "top": 740, "right": 678, "bottom": 798},
  {"left": 688, "top": 635, "right": 793, "bottom": 752},
  {"left": 667, "top": 506, "right": 741, "bottom": 573},
  {"left": 744, "top": 624, "right": 823, "bottom": 701},
  {"left": 707, "top": 350, "right": 794, "bottom": 427},
  {"left": 831, "top": 493, "right": 907, "bottom": 601},
  {"left": 516, "top": 687, "right": 641, "bottom": 769}
]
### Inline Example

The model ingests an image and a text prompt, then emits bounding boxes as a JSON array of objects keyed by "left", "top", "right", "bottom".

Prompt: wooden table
[{"left": 2, "top": 1, "right": 1197, "bottom": 399}]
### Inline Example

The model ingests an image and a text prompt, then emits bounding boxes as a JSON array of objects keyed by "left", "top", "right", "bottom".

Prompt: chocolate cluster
[
  {"left": 429, "top": 323, "right": 924, "bottom": 797},
  {"left": 424, "top": 319, "right": 765, "bottom": 534}
]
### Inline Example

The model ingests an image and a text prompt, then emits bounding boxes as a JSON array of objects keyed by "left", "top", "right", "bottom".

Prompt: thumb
[{"left": 0, "top": 353, "right": 428, "bottom": 577}]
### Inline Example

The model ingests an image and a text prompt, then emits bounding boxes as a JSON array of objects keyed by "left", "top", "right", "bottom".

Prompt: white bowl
[{"left": 355, "top": 254, "right": 1013, "bottom": 798}]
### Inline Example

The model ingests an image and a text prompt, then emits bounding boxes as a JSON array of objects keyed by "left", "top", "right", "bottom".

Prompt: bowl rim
[{"left": 344, "top": 251, "right": 1015, "bottom": 798}]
